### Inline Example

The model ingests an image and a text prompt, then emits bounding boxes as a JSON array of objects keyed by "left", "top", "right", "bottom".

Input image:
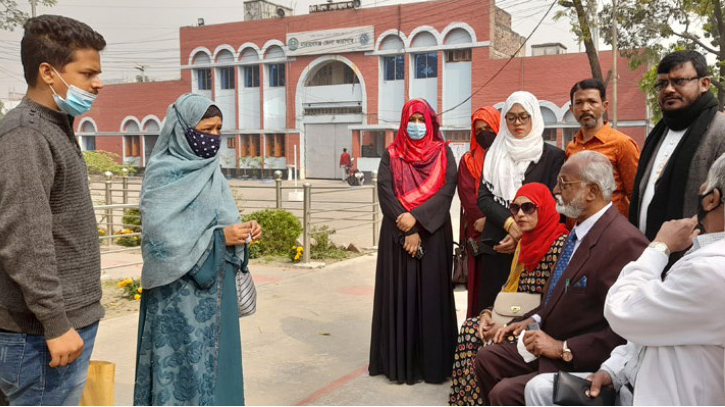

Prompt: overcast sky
[{"left": 0, "top": 0, "right": 601, "bottom": 99}]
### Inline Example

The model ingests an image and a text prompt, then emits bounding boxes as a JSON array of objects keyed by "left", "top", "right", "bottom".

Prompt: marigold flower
[
  {"left": 134, "top": 294, "right": 141, "bottom": 300},
  {"left": 137, "top": 287, "right": 143, "bottom": 293}
]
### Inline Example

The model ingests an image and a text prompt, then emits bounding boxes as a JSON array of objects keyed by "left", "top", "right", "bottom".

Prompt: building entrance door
[{"left": 304, "top": 123, "right": 354, "bottom": 179}]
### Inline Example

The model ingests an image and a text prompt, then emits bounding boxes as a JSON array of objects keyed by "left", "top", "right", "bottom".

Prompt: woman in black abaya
[{"left": 368, "top": 98, "right": 458, "bottom": 385}]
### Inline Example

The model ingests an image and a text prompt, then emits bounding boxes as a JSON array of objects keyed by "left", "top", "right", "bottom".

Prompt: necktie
[{"left": 544, "top": 231, "right": 578, "bottom": 306}]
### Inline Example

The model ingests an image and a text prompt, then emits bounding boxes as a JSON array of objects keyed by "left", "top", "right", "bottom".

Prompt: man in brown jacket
[{"left": 473, "top": 151, "right": 649, "bottom": 405}]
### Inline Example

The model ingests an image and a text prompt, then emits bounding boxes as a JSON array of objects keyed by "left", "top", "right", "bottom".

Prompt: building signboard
[{"left": 286, "top": 26, "right": 374, "bottom": 56}]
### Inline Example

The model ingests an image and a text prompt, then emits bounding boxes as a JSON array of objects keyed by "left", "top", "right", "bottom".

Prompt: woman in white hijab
[{"left": 472, "top": 91, "right": 565, "bottom": 313}]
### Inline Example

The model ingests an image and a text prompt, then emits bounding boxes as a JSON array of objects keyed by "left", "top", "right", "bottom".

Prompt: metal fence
[
  {"left": 96, "top": 203, "right": 143, "bottom": 271},
  {"left": 93, "top": 170, "right": 380, "bottom": 268},
  {"left": 90, "top": 169, "right": 142, "bottom": 206}
]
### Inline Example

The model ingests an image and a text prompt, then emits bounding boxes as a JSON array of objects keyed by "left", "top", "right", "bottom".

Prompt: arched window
[
  {"left": 443, "top": 28, "right": 472, "bottom": 45},
  {"left": 305, "top": 61, "right": 357, "bottom": 87},
  {"left": 563, "top": 110, "right": 579, "bottom": 147},
  {"left": 79, "top": 121, "right": 96, "bottom": 151},
  {"left": 410, "top": 31, "right": 437, "bottom": 48},
  {"left": 265, "top": 45, "right": 285, "bottom": 60},
  {"left": 192, "top": 51, "right": 212, "bottom": 91},
  {"left": 123, "top": 120, "right": 141, "bottom": 165},
  {"left": 540, "top": 106, "right": 558, "bottom": 146},
  {"left": 380, "top": 35, "right": 404, "bottom": 51}
]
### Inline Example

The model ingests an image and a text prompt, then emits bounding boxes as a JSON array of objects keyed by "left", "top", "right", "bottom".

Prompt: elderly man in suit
[{"left": 472, "top": 151, "right": 649, "bottom": 405}]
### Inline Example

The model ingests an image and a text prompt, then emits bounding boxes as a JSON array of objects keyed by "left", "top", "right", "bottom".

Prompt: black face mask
[
  {"left": 475, "top": 129, "right": 497, "bottom": 149},
  {"left": 696, "top": 188, "right": 723, "bottom": 232}
]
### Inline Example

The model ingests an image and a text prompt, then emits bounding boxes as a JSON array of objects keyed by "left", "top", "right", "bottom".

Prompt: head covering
[
  {"left": 514, "top": 183, "right": 568, "bottom": 271},
  {"left": 482, "top": 91, "right": 545, "bottom": 206},
  {"left": 139, "top": 93, "right": 242, "bottom": 290},
  {"left": 387, "top": 98, "right": 449, "bottom": 211},
  {"left": 463, "top": 106, "right": 501, "bottom": 194}
]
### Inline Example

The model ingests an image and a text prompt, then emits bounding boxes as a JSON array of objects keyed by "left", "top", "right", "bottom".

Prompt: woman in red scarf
[
  {"left": 457, "top": 106, "right": 501, "bottom": 318},
  {"left": 369, "top": 99, "right": 458, "bottom": 385},
  {"left": 449, "top": 182, "right": 568, "bottom": 405}
]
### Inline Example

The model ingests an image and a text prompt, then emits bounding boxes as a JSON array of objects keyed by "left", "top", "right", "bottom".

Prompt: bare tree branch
[{"left": 672, "top": 31, "right": 720, "bottom": 54}]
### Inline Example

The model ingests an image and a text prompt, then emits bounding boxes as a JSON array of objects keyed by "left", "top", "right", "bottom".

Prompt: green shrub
[
  {"left": 83, "top": 150, "right": 137, "bottom": 175},
  {"left": 247, "top": 241, "right": 261, "bottom": 259},
  {"left": 116, "top": 208, "right": 142, "bottom": 247},
  {"left": 310, "top": 225, "right": 349, "bottom": 260},
  {"left": 243, "top": 209, "right": 302, "bottom": 255},
  {"left": 115, "top": 228, "right": 141, "bottom": 247}
]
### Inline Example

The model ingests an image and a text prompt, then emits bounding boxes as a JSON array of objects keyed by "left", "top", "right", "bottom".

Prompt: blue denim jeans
[{"left": 0, "top": 322, "right": 99, "bottom": 406}]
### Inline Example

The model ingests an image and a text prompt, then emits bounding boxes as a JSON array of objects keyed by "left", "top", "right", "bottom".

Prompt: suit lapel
[{"left": 541, "top": 206, "right": 619, "bottom": 318}]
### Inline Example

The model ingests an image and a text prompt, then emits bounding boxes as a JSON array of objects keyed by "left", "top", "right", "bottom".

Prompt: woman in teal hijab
[{"left": 133, "top": 93, "right": 261, "bottom": 406}]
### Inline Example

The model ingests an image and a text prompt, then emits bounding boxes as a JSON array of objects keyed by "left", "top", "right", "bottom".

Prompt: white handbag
[
  {"left": 490, "top": 291, "right": 540, "bottom": 325},
  {"left": 235, "top": 246, "right": 257, "bottom": 317}
]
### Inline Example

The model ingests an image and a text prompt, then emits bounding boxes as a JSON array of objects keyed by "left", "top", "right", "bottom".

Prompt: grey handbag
[{"left": 236, "top": 245, "right": 257, "bottom": 317}]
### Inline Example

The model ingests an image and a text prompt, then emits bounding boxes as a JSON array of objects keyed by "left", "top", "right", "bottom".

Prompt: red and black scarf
[{"left": 388, "top": 99, "right": 449, "bottom": 211}]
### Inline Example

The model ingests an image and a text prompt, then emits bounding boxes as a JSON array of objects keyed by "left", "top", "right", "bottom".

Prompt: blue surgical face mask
[
  {"left": 407, "top": 122, "right": 427, "bottom": 140},
  {"left": 49, "top": 67, "right": 97, "bottom": 116}
]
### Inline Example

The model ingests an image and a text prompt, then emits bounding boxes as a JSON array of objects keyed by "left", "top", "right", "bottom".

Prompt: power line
[{"left": 438, "top": 0, "right": 558, "bottom": 117}]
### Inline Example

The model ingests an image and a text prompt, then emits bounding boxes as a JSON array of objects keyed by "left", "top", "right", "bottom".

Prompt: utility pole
[
  {"left": 30, "top": 0, "right": 37, "bottom": 17},
  {"left": 612, "top": 0, "right": 618, "bottom": 128},
  {"left": 134, "top": 64, "right": 149, "bottom": 83}
]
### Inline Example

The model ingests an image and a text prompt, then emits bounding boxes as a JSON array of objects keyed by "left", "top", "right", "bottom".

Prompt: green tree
[
  {"left": 556, "top": 0, "right": 610, "bottom": 86},
  {"left": 1, "top": 0, "right": 57, "bottom": 31},
  {"left": 600, "top": 0, "right": 725, "bottom": 110},
  {"left": 83, "top": 150, "right": 137, "bottom": 175}
]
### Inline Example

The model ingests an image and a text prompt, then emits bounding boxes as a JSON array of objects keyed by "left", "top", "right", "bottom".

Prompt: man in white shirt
[
  {"left": 605, "top": 153, "right": 725, "bottom": 405},
  {"left": 629, "top": 50, "right": 725, "bottom": 245},
  {"left": 524, "top": 153, "right": 725, "bottom": 406}
]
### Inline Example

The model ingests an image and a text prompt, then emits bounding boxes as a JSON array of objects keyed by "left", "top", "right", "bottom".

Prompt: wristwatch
[
  {"left": 648, "top": 241, "right": 671, "bottom": 257},
  {"left": 562, "top": 341, "right": 573, "bottom": 362}
]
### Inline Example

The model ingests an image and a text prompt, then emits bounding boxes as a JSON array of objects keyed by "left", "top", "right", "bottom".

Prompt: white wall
[
  {"left": 214, "top": 69, "right": 235, "bottom": 131},
  {"left": 239, "top": 85, "right": 260, "bottom": 130},
  {"left": 443, "top": 60, "right": 471, "bottom": 127},
  {"left": 264, "top": 157, "right": 287, "bottom": 169},
  {"left": 304, "top": 83, "right": 362, "bottom": 104},
  {"left": 216, "top": 88, "right": 235, "bottom": 131},
  {"left": 264, "top": 87, "right": 286, "bottom": 129},
  {"left": 379, "top": 78, "right": 404, "bottom": 125},
  {"left": 218, "top": 136, "right": 237, "bottom": 168},
  {"left": 410, "top": 77, "right": 437, "bottom": 109}
]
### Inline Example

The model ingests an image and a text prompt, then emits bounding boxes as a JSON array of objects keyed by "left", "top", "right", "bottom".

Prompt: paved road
[
  {"left": 92, "top": 255, "right": 469, "bottom": 405},
  {"left": 91, "top": 175, "right": 465, "bottom": 404}
]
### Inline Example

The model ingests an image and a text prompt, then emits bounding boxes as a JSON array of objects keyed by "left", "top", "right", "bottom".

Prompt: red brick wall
[
  {"left": 78, "top": 79, "right": 190, "bottom": 161},
  {"left": 81, "top": 0, "right": 649, "bottom": 165}
]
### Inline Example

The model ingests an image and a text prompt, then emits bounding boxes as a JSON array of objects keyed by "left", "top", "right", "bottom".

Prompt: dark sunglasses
[{"left": 510, "top": 202, "right": 538, "bottom": 216}]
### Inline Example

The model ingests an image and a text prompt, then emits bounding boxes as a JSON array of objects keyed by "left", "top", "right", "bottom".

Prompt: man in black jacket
[{"left": 630, "top": 50, "right": 725, "bottom": 243}]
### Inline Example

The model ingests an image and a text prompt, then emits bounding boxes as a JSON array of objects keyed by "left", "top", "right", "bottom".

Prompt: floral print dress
[
  {"left": 448, "top": 234, "right": 567, "bottom": 405},
  {"left": 134, "top": 230, "right": 244, "bottom": 406}
]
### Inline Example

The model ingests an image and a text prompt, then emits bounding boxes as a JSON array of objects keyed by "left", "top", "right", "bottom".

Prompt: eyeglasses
[
  {"left": 654, "top": 76, "right": 702, "bottom": 91},
  {"left": 505, "top": 113, "right": 531, "bottom": 124},
  {"left": 510, "top": 202, "right": 538, "bottom": 216},
  {"left": 557, "top": 177, "right": 583, "bottom": 189}
]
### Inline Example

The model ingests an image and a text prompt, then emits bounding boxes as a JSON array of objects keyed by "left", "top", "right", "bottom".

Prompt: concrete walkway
[{"left": 91, "top": 254, "right": 469, "bottom": 406}]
